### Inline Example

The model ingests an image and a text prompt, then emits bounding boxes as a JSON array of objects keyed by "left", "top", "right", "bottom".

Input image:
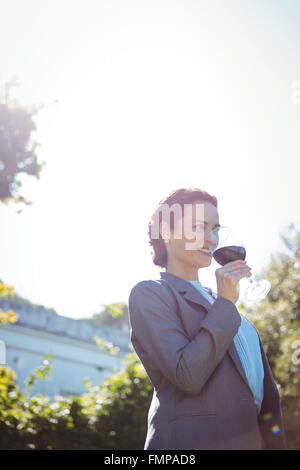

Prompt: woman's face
[{"left": 162, "top": 200, "right": 220, "bottom": 270}]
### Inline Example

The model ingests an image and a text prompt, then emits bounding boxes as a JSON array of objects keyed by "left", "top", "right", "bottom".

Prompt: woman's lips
[{"left": 198, "top": 249, "right": 212, "bottom": 257}]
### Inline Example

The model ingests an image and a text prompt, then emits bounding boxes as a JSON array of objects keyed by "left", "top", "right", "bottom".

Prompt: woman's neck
[{"left": 165, "top": 261, "right": 199, "bottom": 281}]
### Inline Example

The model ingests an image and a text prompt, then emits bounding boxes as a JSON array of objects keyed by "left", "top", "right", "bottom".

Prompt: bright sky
[{"left": 0, "top": 0, "right": 299, "bottom": 319}]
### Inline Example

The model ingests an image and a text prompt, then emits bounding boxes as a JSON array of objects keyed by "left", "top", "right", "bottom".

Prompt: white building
[{"left": 0, "top": 300, "right": 131, "bottom": 400}]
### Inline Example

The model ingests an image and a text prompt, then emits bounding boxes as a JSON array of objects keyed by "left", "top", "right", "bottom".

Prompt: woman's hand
[{"left": 215, "top": 259, "right": 252, "bottom": 304}]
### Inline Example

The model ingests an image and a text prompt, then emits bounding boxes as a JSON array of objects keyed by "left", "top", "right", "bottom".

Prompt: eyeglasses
[
  {"left": 193, "top": 223, "right": 221, "bottom": 236},
  {"left": 192, "top": 224, "right": 229, "bottom": 244}
]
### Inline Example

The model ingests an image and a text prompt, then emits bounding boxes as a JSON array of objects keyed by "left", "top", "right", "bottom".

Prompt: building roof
[{"left": 0, "top": 299, "right": 131, "bottom": 352}]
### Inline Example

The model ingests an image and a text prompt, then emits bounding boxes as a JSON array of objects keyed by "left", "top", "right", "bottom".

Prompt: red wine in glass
[
  {"left": 213, "top": 245, "right": 246, "bottom": 266},
  {"left": 213, "top": 243, "right": 271, "bottom": 301}
]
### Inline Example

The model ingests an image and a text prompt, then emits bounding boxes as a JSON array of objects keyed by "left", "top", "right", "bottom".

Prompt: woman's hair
[{"left": 148, "top": 188, "right": 218, "bottom": 269}]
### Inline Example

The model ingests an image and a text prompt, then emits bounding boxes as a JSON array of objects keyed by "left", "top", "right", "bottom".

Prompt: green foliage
[
  {"left": 241, "top": 223, "right": 300, "bottom": 449},
  {"left": 93, "top": 336, "right": 120, "bottom": 356},
  {"left": 0, "top": 280, "right": 15, "bottom": 298},
  {"left": 0, "top": 309, "right": 17, "bottom": 325},
  {"left": 0, "top": 279, "right": 18, "bottom": 324},
  {"left": 0, "top": 352, "right": 153, "bottom": 449},
  {"left": 83, "top": 302, "right": 130, "bottom": 330},
  {"left": 0, "top": 80, "right": 45, "bottom": 208},
  {"left": 23, "top": 354, "right": 53, "bottom": 397},
  {"left": 80, "top": 353, "right": 153, "bottom": 450}
]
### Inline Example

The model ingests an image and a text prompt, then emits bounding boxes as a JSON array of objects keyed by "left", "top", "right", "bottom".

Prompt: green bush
[
  {"left": 239, "top": 223, "right": 300, "bottom": 449},
  {"left": 0, "top": 353, "right": 153, "bottom": 450}
]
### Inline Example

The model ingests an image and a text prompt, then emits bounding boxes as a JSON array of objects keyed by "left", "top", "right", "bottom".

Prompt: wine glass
[{"left": 212, "top": 227, "right": 271, "bottom": 302}]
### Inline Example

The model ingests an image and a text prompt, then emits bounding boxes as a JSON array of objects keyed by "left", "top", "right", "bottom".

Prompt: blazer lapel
[
  {"left": 159, "top": 271, "right": 213, "bottom": 312},
  {"left": 227, "top": 342, "right": 252, "bottom": 392},
  {"left": 159, "top": 271, "right": 252, "bottom": 393}
]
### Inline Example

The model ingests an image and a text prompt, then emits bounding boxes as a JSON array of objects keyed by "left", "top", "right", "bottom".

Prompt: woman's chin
[
  {"left": 194, "top": 250, "right": 212, "bottom": 267},
  {"left": 197, "top": 261, "right": 211, "bottom": 268},
  {"left": 192, "top": 258, "right": 212, "bottom": 269}
]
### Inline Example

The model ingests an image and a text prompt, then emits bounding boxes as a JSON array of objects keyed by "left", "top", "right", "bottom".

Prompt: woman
[{"left": 128, "top": 188, "right": 286, "bottom": 450}]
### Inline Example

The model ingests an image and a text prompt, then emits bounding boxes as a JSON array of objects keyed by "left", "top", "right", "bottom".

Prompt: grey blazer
[{"left": 128, "top": 271, "right": 287, "bottom": 450}]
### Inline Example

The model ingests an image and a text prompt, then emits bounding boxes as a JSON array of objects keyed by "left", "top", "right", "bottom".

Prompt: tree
[
  {"left": 82, "top": 302, "right": 130, "bottom": 330},
  {"left": 0, "top": 79, "right": 45, "bottom": 210},
  {"left": 0, "top": 350, "right": 152, "bottom": 450},
  {"left": 0, "top": 280, "right": 17, "bottom": 324},
  {"left": 240, "top": 222, "right": 300, "bottom": 449}
]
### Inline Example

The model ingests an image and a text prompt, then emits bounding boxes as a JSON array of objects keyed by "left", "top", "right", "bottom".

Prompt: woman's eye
[{"left": 193, "top": 224, "right": 220, "bottom": 237}]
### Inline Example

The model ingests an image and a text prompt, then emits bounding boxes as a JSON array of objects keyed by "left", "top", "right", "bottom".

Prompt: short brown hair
[{"left": 148, "top": 188, "right": 218, "bottom": 269}]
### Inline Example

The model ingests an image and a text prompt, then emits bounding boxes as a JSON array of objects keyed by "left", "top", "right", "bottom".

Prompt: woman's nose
[{"left": 205, "top": 233, "right": 218, "bottom": 248}]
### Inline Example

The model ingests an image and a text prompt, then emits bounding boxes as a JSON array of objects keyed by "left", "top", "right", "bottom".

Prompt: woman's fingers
[
  {"left": 222, "top": 259, "right": 246, "bottom": 265},
  {"left": 219, "top": 260, "right": 252, "bottom": 273},
  {"left": 228, "top": 268, "right": 252, "bottom": 279},
  {"left": 215, "top": 260, "right": 252, "bottom": 304},
  {"left": 224, "top": 265, "right": 252, "bottom": 273}
]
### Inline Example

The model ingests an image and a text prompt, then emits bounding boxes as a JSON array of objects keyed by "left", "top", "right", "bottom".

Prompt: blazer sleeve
[{"left": 128, "top": 280, "right": 241, "bottom": 396}]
